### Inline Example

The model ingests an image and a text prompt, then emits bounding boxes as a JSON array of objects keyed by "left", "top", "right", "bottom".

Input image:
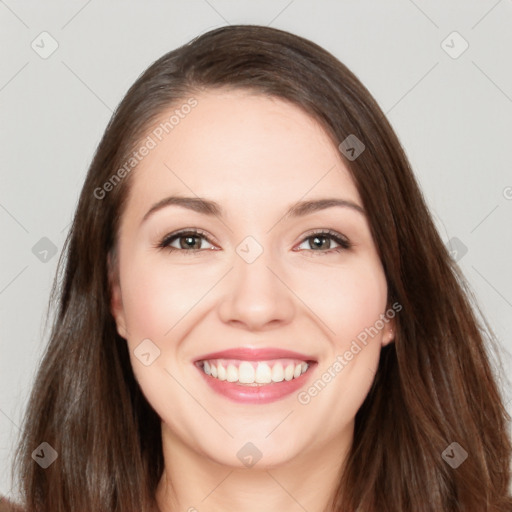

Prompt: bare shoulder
[{"left": 0, "top": 497, "right": 25, "bottom": 512}]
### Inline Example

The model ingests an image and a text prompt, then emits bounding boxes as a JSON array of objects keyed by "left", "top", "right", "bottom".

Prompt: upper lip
[{"left": 194, "top": 347, "right": 317, "bottom": 363}]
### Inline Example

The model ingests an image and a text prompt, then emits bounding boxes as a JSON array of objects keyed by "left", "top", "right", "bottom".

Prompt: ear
[
  {"left": 381, "top": 316, "right": 395, "bottom": 347},
  {"left": 108, "top": 252, "right": 128, "bottom": 339}
]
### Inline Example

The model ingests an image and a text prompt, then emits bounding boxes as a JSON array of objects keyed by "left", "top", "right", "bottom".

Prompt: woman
[{"left": 6, "top": 24, "right": 512, "bottom": 511}]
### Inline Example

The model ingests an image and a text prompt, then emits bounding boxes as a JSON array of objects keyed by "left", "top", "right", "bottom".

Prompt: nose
[{"left": 217, "top": 245, "right": 296, "bottom": 331}]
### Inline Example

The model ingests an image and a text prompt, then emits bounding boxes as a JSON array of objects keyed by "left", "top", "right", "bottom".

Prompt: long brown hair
[{"left": 10, "top": 24, "right": 512, "bottom": 512}]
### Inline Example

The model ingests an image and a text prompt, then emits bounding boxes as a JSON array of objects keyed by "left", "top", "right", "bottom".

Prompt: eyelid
[
  {"left": 295, "top": 229, "right": 351, "bottom": 252},
  {"left": 154, "top": 227, "right": 353, "bottom": 257},
  {"left": 155, "top": 228, "right": 217, "bottom": 249},
  {"left": 299, "top": 228, "right": 350, "bottom": 244}
]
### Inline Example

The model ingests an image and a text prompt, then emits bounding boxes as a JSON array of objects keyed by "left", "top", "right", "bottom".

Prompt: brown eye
[
  {"left": 158, "top": 229, "right": 215, "bottom": 253},
  {"left": 296, "top": 230, "right": 351, "bottom": 254}
]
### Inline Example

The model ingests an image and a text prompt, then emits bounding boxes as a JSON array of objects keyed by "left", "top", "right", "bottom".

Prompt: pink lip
[
  {"left": 195, "top": 360, "right": 317, "bottom": 404},
  {"left": 194, "top": 347, "right": 316, "bottom": 363}
]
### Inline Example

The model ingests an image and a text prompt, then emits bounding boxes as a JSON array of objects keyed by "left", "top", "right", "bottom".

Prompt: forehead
[{"left": 122, "top": 89, "right": 361, "bottom": 221}]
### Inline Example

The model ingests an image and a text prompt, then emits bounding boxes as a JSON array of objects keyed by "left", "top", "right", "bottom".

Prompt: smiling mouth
[{"left": 195, "top": 358, "right": 314, "bottom": 386}]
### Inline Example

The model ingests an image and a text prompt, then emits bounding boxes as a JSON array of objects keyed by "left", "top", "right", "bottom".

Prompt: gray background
[{"left": 1, "top": 0, "right": 511, "bottom": 499}]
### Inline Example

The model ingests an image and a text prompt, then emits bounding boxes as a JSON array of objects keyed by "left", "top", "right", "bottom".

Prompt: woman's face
[{"left": 109, "top": 89, "right": 394, "bottom": 468}]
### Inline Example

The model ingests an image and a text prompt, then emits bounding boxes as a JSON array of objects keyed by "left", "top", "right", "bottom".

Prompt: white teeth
[
  {"left": 226, "top": 364, "right": 238, "bottom": 382},
  {"left": 284, "top": 363, "right": 295, "bottom": 381},
  {"left": 271, "top": 363, "right": 284, "bottom": 382},
  {"left": 255, "top": 362, "right": 272, "bottom": 384},
  {"left": 217, "top": 363, "right": 226, "bottom": 381},
  {"left": 200, "top": 359, "right": 310, "bottom": 385},
  {"left": 238, "top": 362, "right": 255, "bottom": 383}
]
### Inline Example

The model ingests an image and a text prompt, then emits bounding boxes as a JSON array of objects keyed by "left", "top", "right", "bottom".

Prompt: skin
[{"left": 109, "top": 89, "right": 395, "bottom": 512}]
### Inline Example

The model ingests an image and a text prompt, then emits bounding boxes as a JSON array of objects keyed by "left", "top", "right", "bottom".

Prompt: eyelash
[{"left": 155, "top": 228, "right": 352, "bottom": 256}]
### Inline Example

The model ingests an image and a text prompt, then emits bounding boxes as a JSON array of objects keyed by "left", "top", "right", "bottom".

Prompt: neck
[{"left": 155, "top": 422, "right": 352, "bottom": 512}]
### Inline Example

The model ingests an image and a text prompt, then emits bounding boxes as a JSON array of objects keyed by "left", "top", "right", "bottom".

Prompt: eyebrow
[{"left": 140, "top": 196, "right": 365, "bottom": 225}]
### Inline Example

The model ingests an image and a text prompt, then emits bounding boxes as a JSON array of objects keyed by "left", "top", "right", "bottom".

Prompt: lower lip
[{"left": 195, "top": 362, "right": 316, "bottom": 404}]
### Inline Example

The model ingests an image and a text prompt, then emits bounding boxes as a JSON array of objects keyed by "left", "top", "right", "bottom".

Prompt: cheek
[
  {"left": 119, "top": 254, "right": 209, "bottom": 341},
  {"left": 324, "top": 259, "right": 388, "bottom": 398},
  {"left": 294, "top": 261, "right": 388, "bottom": 431},
  {"left": 120, "top": 250, "right": 388, "bottom": 344},
  {"left": 297, "top": 257, "right": 388, "bottom": 342}
]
